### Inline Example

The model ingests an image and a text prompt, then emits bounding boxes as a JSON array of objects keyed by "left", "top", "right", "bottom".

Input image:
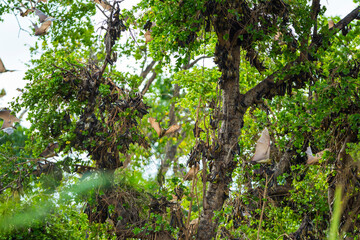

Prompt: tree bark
[{"left": 197, "top": 44, "right": 242, "bottom": 239}]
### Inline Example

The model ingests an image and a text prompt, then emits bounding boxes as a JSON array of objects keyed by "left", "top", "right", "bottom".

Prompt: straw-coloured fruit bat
[
  {"left": 94, "top": 0, "right": 112, "bottom": 11},
  {"left": 0, "top": 58, "right": 15, "bottom": 73},
  {"left": 32, "top": 8, "right": 57, "bottom": 36},
  {"left": 250, "top": 127, "right": 271, "bottom": 164},
  {"left": 0, "top": 109, "right": 20, "bottom": 129},
  {"left": 148, "top": 117, "right": 180, "bottom": 138},
  {"left": 183, "top": 164, "right": 199, "bottom": 181},
  {"left": 144, "top": 30, "right": 153, "bottom": 43},
  {"left": 306, "top": 147, "right": 330, "bottom": 165},
  {"left": 40, "top": 143, "right": 59, "bottom": 158}
]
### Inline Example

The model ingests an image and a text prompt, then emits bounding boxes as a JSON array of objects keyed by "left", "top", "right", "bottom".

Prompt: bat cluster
[
  {"left": 103, "top": 2, "right": 128, "bottom": 65},
  {"left": 57, "top": 61, "right": 150, "bottom": 169},
  {"left": 214, "top": 43, "right": 237, "bottom": 88}
]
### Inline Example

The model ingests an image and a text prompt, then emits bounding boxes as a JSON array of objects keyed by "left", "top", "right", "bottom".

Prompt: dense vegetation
[{"left": 1, "top": 0, "right": 360, "bottom": 239}]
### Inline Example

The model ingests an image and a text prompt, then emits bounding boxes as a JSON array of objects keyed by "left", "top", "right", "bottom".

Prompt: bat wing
[
  {"left": 306, "top": 146, "right": 318, "bottom": 165},
  {"left": 0, "top": 110, "right": 19, "bottom": 129},
  {"left": 40, "top": 143, "right": 58, "bottom": 158},
  {"left": 0, "top": 58, "right": 6, "bottom": 73},
  {"left": 94, "top": 0, "right": 112, "bottom": 11},
  {"left": 35, "top": 8, "right": 49, "bottom": 23},
  {"left": 148, "top": 117, "right": 162, "bottom": 137},
  {"left": 183, "top": 165, "right": 199, "bottom": 181},
  {"left": 164, "top": 124, "right": 180, "bottom": 136},
  {"left": 251, "top": 128, "right": 270, "bottom": 162}
]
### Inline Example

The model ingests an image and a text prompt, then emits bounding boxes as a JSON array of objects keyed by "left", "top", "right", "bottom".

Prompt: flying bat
[
  {"left": 0, "top": 58, "right": 15, "bottom": 73},
  {"left": 183, "top": 164, "right": 200, "bottom": 181},
  {"left": 0, "top": 109, "right": 20, "bottom": 129},
  {"left": 32, "top": 18, "right": 56, "bottom": 36},
  {"left": 94, "top": 0, "right": 112, "bottom": 11},
  {"left": 250, "top": 127, "right": 271, "bottom": 164},
  {"left": 306, "top": 147, "right": 330, "bottom": 165},
  {"left": 40, "top": 142, "right": 59, "bottom": 158},
  {"left": 148, "top": 117, "right": 180, "bottom": 138},
  {"left": 35, "top": 8, "right": 51, "bottom": 23}
]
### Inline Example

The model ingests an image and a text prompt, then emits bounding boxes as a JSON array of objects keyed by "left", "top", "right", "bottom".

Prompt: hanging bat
[
  {"left": 40, "top": 142, "right": 59, "bottom": 158},
  {"left": 250, "top": 127, "right": 271, "bottom": 164},
  {"left": 144, "top": 30, "right": 153, "bottom": 43},
  {"left": 0, "top": 58, "right": 15, "bottom": 73},
  {"left": 183, "top": 164, "right": 200, "bottom": 181},
  {"left": 306, "top": 147, "right": 330, "bottom": 165},
  {"left": 94, "top": 0, "right": 112, "bottom": 11},
  {"left": 148, "top": 117, "right": 180, "bottom": 138},
  {"left": 0, "top": 109, "right": 20, "bottom": 129}
]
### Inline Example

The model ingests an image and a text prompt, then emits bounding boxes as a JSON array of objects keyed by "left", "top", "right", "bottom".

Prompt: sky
[{"left": 0, "top": 0, "right": 358, "bottom": 126}]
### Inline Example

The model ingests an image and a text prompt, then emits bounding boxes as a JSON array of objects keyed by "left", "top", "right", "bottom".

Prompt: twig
[{"left": 257, "top": 174, "right": 272, "bottom": 240}]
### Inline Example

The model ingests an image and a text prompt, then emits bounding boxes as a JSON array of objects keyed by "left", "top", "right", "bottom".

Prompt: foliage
[{"left": 1, "top": 0, "right": 360, "bottom": 239}]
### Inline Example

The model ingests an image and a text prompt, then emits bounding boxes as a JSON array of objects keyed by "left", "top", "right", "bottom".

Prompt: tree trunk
[{"left": 197, "top": 44, "right": 242, "bottom": 239}]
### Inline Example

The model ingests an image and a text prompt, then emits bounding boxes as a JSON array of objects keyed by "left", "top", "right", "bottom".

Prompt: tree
[{"left": 1, "top": 0, "right": 360, "bottom": 239}]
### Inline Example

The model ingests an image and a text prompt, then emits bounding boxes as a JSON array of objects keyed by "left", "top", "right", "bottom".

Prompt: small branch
[
  {"left": 141, "top": 71, "right": 157, "bottom": 95},
  {"left": 183, "top": 56, "right": 211, "bottom": 70}
]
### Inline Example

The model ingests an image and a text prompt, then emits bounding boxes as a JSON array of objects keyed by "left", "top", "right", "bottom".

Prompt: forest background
[{"left": 0, "top": 0, "right": 360, "bottom": 239}]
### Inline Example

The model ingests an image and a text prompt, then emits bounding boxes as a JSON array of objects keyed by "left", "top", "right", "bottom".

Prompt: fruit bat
[
  {"left": 0, "top": 109, "right": 20, "bottom": 129},
  {"left": 306, "top": 147, "right": 330, "bottom": 165},
  {"left": 183, "top": 164, "right": 200, "bottom": 181},
  {"left": 250, "top": 127, "right": 271, "bottom": 164},
  {"left": 0, "top": 58, "right": 15, "bottom": 73},
  {"left": 32, "top": 18, "right": 56, "bottom": 36},
  {"left": 40, "top": 143, "right": 59, "bottom": 158},
  {"left": 148, "top": 117, "right": 180, "bottom": 138},
  {"left": 94, "top": 0, "right": 112, "bottom": 11},
  {"left": 144, "top": 30, "right": 153, "bottom": 43},
  {"left": 35, "top": 8, "right": 52, "bottom": 23}
]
